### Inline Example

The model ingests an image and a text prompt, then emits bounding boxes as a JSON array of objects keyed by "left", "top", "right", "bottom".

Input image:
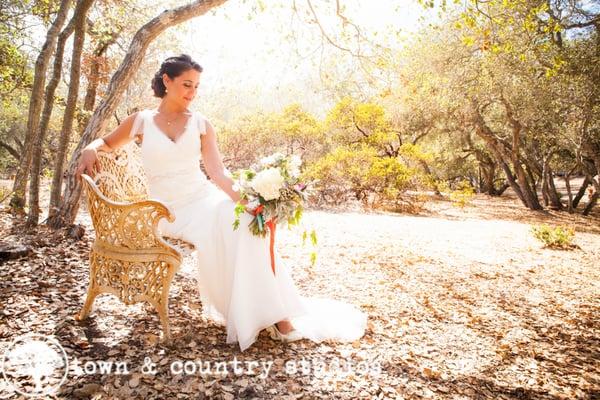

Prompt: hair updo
[{"left": 151, "top": 54, "right": 203, "bottom": 98}]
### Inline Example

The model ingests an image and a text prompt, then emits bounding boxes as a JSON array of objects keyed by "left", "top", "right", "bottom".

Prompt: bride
[{"left": 76, "top": 54, "right": 366, "bottom": 351}]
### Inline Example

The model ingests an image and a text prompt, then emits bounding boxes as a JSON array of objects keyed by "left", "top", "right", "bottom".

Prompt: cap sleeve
[
  {"left": 129, "top": 110, "right": 147, "bottom": 139},
  {"left": 195, "top": 111, "right": 207, "bottom": 135}
]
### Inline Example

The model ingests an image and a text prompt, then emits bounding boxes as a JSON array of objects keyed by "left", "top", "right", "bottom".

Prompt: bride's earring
[{"left": 165, "top": 88, "right": 168, "bottom": 94}]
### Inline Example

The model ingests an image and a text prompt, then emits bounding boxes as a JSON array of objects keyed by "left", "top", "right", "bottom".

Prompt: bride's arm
[
  {"left": 76, "top": 112, "right": 139, "bottom": 177},
  {"left": 201, "top": 120, "right": 248, "bottom": 205}
]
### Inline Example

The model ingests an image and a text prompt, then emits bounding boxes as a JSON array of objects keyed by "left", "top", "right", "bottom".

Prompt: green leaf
[
  {"left": 232, "top": 202, "right": 246, "bottom": 230},
  {"left": 310, "top": 230, "right": 317, "bottom": 246}
]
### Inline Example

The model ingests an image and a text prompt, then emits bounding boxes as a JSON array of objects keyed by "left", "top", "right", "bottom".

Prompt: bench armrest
[{"left": 81, "top": 174, "right": 177, "bottom": 253}]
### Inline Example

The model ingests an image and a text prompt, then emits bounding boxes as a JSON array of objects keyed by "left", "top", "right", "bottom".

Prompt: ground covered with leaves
[{"left": 0, "top": 192, "right": 598, "bottom": 399}]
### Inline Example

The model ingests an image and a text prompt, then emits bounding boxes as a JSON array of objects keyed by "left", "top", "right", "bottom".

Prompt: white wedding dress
[{"left": 130, "top": 109, "right": 367, "bottom": 351}]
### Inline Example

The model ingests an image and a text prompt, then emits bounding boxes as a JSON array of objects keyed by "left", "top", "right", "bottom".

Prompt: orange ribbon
[
  {"left": 266, "top": 219, "right": 276, "bottom": 276},
  {"left": 251, "top": 205, "right": 276, "bottom": 276}
]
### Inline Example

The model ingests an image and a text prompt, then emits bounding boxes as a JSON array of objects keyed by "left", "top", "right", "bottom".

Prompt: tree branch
[
  {"left": 0, "top": 140, "right": 21, "bottom": 160},
  {"left": 305, "top": 0, "right": 361, "bottom": 57}
]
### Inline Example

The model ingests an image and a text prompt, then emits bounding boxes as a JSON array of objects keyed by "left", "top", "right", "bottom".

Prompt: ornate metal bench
[{"left": 76, "top": 142, "right": 195, "bottom": 341}]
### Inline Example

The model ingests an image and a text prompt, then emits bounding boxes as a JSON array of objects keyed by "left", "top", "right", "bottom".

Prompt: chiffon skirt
[{"left": 155, "top": 179, "right": 367, "bottom": 351}]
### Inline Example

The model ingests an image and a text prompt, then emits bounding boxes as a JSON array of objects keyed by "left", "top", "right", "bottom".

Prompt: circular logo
[{"left": 1, "top": 334, "right": 69, "bottom": 398}]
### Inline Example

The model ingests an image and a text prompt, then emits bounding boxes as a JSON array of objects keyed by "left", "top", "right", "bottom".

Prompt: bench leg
[
  {"left": 156, "top": 301, "right": 171, "bottom": 342},
  {"left": 76, "top": 286, "right": 99, "bottom": 321}
]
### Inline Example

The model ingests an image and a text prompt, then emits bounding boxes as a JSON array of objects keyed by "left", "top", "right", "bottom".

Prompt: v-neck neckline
[{"left": 150, "top": 109, "right": 193, "bottom": 144}]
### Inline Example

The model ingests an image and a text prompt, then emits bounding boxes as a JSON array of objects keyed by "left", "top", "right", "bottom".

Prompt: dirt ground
[{"left": 0, "top": 181, "right": 598, "bottom": 399}]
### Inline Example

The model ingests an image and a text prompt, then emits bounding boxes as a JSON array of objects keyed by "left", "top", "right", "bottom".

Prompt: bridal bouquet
[{"left": 232, "top": 152, "right": 317, "bottom": 274}]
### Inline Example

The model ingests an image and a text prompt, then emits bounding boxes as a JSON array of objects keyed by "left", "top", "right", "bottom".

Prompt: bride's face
[{"left": 163, "top": 69, "right": 201, "bottom": 106}]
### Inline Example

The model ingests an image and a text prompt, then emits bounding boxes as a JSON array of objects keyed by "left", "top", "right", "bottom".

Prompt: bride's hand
[
  {"left": 244, "top": 205, "right": 257, "bottom": 216},
  {"left": 241, "top": 200, "right": 256, "bottom": 216},
  {"left": 76, "top": 148, "right": 102, "bottom": 178},
  {"left": 237, "top": 198, "right": 260, "bottom": 216}
]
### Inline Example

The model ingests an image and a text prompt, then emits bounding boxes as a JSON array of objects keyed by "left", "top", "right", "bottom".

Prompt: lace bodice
[{"left": 130, "top": 109, "right": 214, "bottom": 207}]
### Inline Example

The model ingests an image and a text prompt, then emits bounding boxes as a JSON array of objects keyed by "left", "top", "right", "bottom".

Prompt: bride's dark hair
[{"left": 151, "top": 54, "right": 203, "bottom": 98}]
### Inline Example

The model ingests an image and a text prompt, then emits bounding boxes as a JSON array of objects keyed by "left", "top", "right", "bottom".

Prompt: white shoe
[{"left": 266, "top": 324, "right": 304, "bottom": 342}]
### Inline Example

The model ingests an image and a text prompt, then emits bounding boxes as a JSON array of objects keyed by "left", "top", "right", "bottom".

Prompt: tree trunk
[
  {"left": 417, "top": 159, "right": 441, "bottom": 195},
  {"left": 471, "top": 99, "right": 543, "bottom": 210},
  {"left": 583, "top": 191, "right": 598, "bottom": 216},
  {"left": 81, "top": 28, "right": 121, "bottom": 128},
  {"left": 564, "top": 175, "right": 574, "bottom": 213},
  {"left": 469, "top": 105, "right": 525, "bottom": 203},
  {"left": 484, "top": 135, "right": 524, "bottom": 201},
  {"left": 26, "top": 14, "right": 76, "bottom": 226},
  {"left": 564, "top": 165, "right": 577, "bottom": 213},
  {"left": 541, "top": 169, "right": 549, "bottom": 206},
  {"left": 540, "top": 151, "right": 563, "bottom": 210},
  {"left": 501, "top": 95, "right": 542, "bottom": 210},
  {"left": 465, "top": 134, "right": 504, "bottom": 196},
  {"left": 582, "top": 150, "right": 600, "bottom": 216},
  {"left": 572, "top": 175, "right": 590, "bottom": 209},
  {"left": 509, "top": 123, "right": 542, "bottom": 210},
  {"left": 494, "top": 182, "right": 510, "bottom": 196},
  {"left": 579, "top": 132, "right": 600, "bottom": 215},
  {"left": 13, "top": 136, "right": 24, "bottom": 153},
  {"left": 46, "top": 0, "right": 95, "bottom": 227},
  {"left": 9, "top": 0, "right": 73, "bottom": 211},
  {"left": 545, "top": 167, "right": 563, "bottom": 210},
  {"left": 523, "top": 158, "right": 539, "bottom": 192},
  {"left": 480, "top": 163, "right": 497, "bottom": 195},
  {"left": 52, "top": 0, "right": 229, "bottom": 228}
]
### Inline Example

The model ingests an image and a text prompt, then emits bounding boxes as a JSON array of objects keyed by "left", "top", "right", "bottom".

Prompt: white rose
[
  {"left": 259, "top": 155, "right": 274, "bottom": 167},
  {"left": 260, "top": 152, "right": 285, "bottom": 167},
  {"left": 250, "top": 167, "right": 285, "bottom": 200}
]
